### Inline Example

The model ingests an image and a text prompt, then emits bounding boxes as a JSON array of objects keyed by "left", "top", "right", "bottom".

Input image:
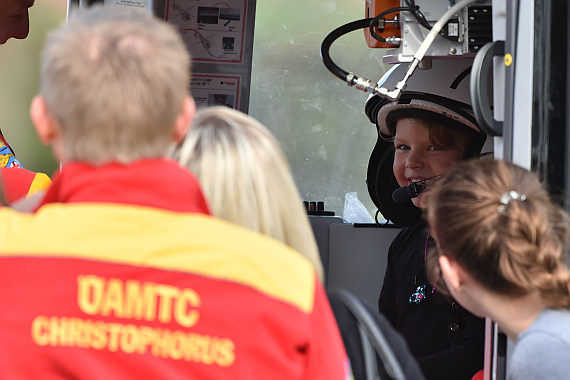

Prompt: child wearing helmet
[
  {"left": 426, "top": 159, "right": 570, "bottom": 380},
  {"left": 365, "top": 60, "right": 487, "bottom": 380}
]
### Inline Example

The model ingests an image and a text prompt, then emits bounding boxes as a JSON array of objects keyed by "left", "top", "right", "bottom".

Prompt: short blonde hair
[
  {"left": 426, "top": 159, "right": 570, "bottom": 308},
  {"left": 39, "top": 5, "right": 191, "bottom": 165},
  {"left": 172, "top": 106, "right": 324, "bottom": 282}
]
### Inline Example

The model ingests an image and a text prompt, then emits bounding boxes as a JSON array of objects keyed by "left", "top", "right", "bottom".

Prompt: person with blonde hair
[
  {"left": 172, "top": 105, "right": 324, "bottom": 282},
  {"left": 426, "top": 159, "right": 570, "bottom": 380},
  {"left": 0, "top": 6, "right": 349, "bottom": 379}
]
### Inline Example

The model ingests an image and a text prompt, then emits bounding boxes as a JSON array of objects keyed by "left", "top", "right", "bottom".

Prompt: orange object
[{"left": 364, "top": 0, "right": 401, "bottom": 48}]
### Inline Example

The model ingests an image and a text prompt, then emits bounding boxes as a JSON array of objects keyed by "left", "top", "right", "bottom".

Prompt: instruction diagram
[
  {"left": 165, "top": 0, "right": 247, "bottom": 64},
  {"left": 191, "top": 73, "right": 241, "bottom": 109}
]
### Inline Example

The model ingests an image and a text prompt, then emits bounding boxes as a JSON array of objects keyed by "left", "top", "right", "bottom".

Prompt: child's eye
[
  {"left": 429, "top": 146, "right": 442, "bottom": 151},
  {"left": 395, "top": 144, "right": 410, "bottom": 151}
]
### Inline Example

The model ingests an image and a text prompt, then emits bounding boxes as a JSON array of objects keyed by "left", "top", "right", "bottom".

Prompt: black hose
[{"left": 320, "top": 18, "right": 374, "bottom": 83}]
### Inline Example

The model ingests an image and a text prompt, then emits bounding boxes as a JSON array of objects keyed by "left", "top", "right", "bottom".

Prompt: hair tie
[{"left": 498, "top": 190, "right": 527, "bottom": 214}]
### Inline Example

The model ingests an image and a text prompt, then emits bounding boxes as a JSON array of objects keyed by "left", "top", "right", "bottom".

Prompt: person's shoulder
[
  {"left": 511, "top": 309, "right": 570, "bottom": 378},
  {"left": 203, "top": 215, "right": 316, "bottom": 269},
  {"left": 191, "top": 214, "right": 312, "bottom": 260},
  {"left": 161, "top": 214, "right": 321, "bottom": 314},
  {"left": 0, "top": 204, "right": 318, "bottom": 310},
  {"left": 521, "top": 308, "right": 570, "bottom": 346},
  {"left": 509, "top": 327, "right": 570, "bottom": 380},
  {"left": 0, "top": 167, "right": 52, "bottom": 204},
  {"left": 389, "top": 222, "right": 427, "bottom": 253},
  {"left": 394, "top": 222, "right": 426, "bottom": 239},
  {"left": 535, "top": 308, "right": 570, "bottom": 325}
]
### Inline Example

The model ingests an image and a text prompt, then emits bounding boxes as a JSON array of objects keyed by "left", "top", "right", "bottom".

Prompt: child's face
[{"left": 393, "top": 118, "right": 464, "bottom": 208}]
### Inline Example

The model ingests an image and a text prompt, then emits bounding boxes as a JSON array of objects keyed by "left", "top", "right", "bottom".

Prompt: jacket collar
[{"left": 38, "top": 159, "right": 210, "bottom": 214}]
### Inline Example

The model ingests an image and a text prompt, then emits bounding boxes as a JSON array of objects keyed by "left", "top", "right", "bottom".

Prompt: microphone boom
[{"left": 391, "top": 175, "right": 440, "bottom": 204}]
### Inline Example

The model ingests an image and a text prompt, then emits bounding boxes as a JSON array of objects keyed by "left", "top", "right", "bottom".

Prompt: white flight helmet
[{"left": 365, "top": 59, "right": 487, "bottom": 226}]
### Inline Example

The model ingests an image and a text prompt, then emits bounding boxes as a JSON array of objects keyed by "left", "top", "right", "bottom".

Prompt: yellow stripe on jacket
[
  {"left": 27, "top": 172, "right": 52, "bottom": 196},
  {"left": 0, "top": 203, "right": 316, "bottom": 313}
]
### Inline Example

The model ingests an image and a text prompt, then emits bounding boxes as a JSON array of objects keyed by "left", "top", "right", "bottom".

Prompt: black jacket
[{"left": 378, "top": 222, "right": 485, "bottom": 380}]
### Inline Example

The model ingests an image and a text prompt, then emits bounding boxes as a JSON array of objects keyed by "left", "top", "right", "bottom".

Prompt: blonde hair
[
  {"left": 39, "top": 5, "right": 191, "bottom": 165},
  {"left": 426, "top": 159, "right": 570, "bottom": 308},
  {"left": 172, "top": 106, "right": 324, "bottom": 282}
]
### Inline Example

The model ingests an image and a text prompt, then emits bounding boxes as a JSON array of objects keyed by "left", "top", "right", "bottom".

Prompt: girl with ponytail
[{"left": 426, "top": 159, "right": 570, "bottom": 380}]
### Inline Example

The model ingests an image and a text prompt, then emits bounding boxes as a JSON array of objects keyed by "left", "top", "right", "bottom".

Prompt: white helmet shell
[
  {"left": 377, "top": 59, "right": 474, "bottom": 103},
  {"left": 366, "top": 59, "right": 482, "bottom": 140},
  {"left": 364, "top": 59, "right": 488, "bottom": 226},
  {"left": 376, "top": 98, "right": 479, "bottom": 137}
]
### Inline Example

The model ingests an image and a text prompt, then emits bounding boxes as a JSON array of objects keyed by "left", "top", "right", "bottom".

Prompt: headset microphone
[{"left": 392, "top": 175, "right": 441, "bottom": 204}]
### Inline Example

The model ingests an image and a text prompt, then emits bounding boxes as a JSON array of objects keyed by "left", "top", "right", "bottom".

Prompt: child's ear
[
  {"left": 30, "top": 95, "right": 59, "bottom": 145},
  {"left": 439, "top": 255, "right": 463, "bottom": 291},
  {"left": 172, "top": 96, "right": 196, "bottom": 143}
]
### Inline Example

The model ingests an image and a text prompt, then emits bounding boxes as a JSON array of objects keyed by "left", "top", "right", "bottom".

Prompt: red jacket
[
  {"left": 0, "top": 167, "right": 51, "bottom": 204},
  {"left": 0, "top": 159, "right": 349, "bottom": 380}
]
